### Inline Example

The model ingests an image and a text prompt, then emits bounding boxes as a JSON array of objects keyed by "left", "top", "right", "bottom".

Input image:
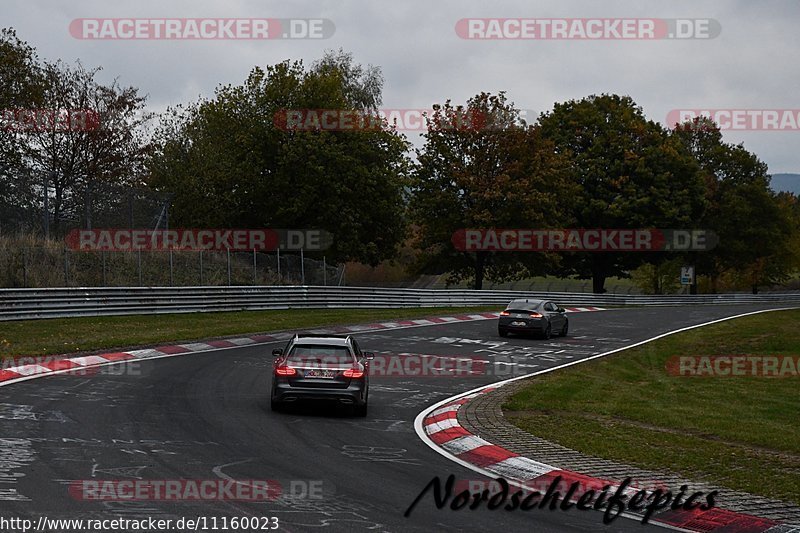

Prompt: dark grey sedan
[
  {"left": 497, "top": 299, "right": 568, "bottom": 339},
  {"left": 271, "top": 334, "right": 373, "bottom": 416}
]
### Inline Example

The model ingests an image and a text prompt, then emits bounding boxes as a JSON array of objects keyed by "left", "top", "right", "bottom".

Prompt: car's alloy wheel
[{"left": 542, "top": 323, "right": 552, "bottom": 340}]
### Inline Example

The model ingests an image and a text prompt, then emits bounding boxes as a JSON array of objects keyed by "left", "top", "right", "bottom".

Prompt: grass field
[
  {"left": 503, "top": 309, "right": 800, "bottom": 505},
  {"left": 0, "top": 306, "right": 501, "bottom": 360}
]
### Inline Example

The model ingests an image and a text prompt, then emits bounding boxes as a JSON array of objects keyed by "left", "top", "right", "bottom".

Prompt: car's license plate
[
  {"left": 305, "top": 369, "right": 336, "bottom": 378},
  {"left": 511, "top": 321, "right": 526, "bottom": 326}
]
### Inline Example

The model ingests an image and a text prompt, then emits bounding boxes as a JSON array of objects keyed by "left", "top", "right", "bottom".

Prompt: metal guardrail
[{"left": 1, "top": 286, "right": 800, "bottom": 321}]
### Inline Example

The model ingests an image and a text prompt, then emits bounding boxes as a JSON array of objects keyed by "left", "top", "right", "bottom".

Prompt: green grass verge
[
  {"left": 0, "top": 306, "right": 501, "bottom": 360},
  {"left": 503, "top": 309, "right": 800, "bottom": 505}
]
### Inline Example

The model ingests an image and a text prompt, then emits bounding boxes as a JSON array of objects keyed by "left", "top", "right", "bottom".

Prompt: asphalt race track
[{"left": 0, "top": 305, "right": 791, "bottom": 533}]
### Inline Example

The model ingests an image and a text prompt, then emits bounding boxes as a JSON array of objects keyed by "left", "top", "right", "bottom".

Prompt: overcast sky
[{"left": 5, "top": 0, "right": 799, "bottom": 173}]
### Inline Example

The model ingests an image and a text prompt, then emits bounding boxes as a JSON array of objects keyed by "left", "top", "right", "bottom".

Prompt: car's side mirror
[
  {"left": 272, "top": 349, "right": 283, "bottom": 357},
  {"left": 557, "top": 307, "right": 565, "bottom": 313},
  {"left": 363, "top": 352, "right": 375, "bottom": 360}
]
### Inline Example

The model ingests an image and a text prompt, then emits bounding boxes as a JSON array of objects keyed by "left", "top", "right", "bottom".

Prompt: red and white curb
[
  {"left": 415, "top": 308, "right": 800, "bottom": 533},
  {"left": 0, "top": 308, "right": 605, "bottom": 387}
]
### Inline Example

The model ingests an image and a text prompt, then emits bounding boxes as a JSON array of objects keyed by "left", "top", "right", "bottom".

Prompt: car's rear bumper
[
  {"left": 498, "top": 318, "right": 546, "bottom": 334},
  {"left": 272, "top": 382, "right": 367, "bottom": 405}
]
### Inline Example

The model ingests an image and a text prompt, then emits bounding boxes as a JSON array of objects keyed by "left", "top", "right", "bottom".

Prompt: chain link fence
[
  {"left": 0, "top": 172, "right": 174, "bottom": 239},
  {"left": 0, "top": 174, "right": 347, "bottom": 288},
  {"left": 0, "top": 240, "right": 343, "bottom": 288}
]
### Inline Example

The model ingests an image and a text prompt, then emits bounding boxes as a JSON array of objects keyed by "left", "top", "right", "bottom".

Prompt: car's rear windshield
[
  {"left": 508, "top": 300, "right": 540, "bottom": 308},
  {"left": 286, "top": 345, "right": 355, "bottom": 367},
  {"left": 506, "top": 304, "right": 540, "bottom": 312}
]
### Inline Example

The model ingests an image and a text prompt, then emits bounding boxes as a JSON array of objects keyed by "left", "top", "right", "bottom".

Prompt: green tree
[
  {"left": 21, "top": 60, "right": 152, "bottom": 232},
  {"left": 672, "top": 117, "right": 795, "bottom": 293},
  {"left": 409, "top": 92, "right": 572, "bottom": 289},
  {"left": 148, "top": 51, "right": 409, "bottom": 265},
  {"left": 0, "top": 27, "right": 44, "bottom": 228},
  {"left": 1, "top": 29, "right": 151, "bottom": 235},
  {"left": 538, "top": 94, "right": 707, "bottom": 293},
  {"left": 630, "top": 257, "right": 683, "bottom": 295}
]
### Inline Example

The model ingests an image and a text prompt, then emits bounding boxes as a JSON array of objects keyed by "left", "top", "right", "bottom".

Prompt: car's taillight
[
  {"left": 343, "top": 367, "right": 364, "bottom": 379},
  {"left": 529, "top": 312, "right": 543, "bottom": 318},
  {"left": 275, "top": 366, "right": 296, "bottom": 376},
  {"left": 500, "top": 311, "right": 510, "bottom": 316}
]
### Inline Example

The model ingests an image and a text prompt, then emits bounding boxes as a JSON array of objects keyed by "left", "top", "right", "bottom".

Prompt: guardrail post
[
  {"left": 137, "top": 249, "right": 142, "bottom": 286},
  {"left": 169, "top": 250, "right": 174, "bottom": 286},
  {"left": 227, "top": 248, "right": 232, "bottom": 286},
  {"left": 63, "top": 247, "right": 69, "bottom": 286},
  {"left": 199, "top": 251, "right": 204, "bottom": 285},
  {"left": 276, "top": 248, "right": 281, "bottom": 284},
  {"left": 22, "top": 248, "right": 27, "bottom": 287},
  {"left": 102, "top": 251, "right": 107, "bottom": 286},
  {"left": 323, "top": 256, "right": 327, "bottom": 286},
  {"left": 253, "top": 248, "right": 257, "bottom": 285},
  {"left": 300, "top": 249, "right": 305, "bottom": 285}
]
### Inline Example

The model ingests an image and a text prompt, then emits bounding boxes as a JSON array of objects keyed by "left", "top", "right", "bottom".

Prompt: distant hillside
[{"left": 770, "top": 173, "right": 800, "bottom": 195}]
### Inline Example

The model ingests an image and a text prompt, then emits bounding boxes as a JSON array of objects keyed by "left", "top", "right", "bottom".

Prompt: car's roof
[
  {"left": 292, "top": 334, "right": 350, "bottom": 347},
  {"left": 506, "top": 298, "right": 545, "bottom": 310}
]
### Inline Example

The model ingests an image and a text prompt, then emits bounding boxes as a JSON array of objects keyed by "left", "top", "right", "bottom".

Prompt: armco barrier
[{"left": 1, "top": 286, "right": 799, "bottom": 321}]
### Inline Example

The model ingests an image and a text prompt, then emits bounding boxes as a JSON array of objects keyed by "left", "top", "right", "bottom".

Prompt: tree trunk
[
  {"left": 52, "top": 185, "right": 62, "bottom": 234},
  {"left": 592, "top": 275, "right": 606, "bottom": 294},
  {"left": 474, "top": 252, "right": 487, "bottom": 290},
  {"left": 591, "top": 257, "right": 607, "bottom": 294}
]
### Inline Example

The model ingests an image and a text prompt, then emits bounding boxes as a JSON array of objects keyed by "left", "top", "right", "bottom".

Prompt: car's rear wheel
[
  {"left": 541, "top": 323, "right": 552, "bottom": 340},
  {"left": 558, "top": 320, "right": 569, "bottom": 337},
  {"left": 498, "top": 328, "right": 508, "bottom": 337},
  {"left": 354, "top": 388, "right": 368, "bottom": 417}
]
